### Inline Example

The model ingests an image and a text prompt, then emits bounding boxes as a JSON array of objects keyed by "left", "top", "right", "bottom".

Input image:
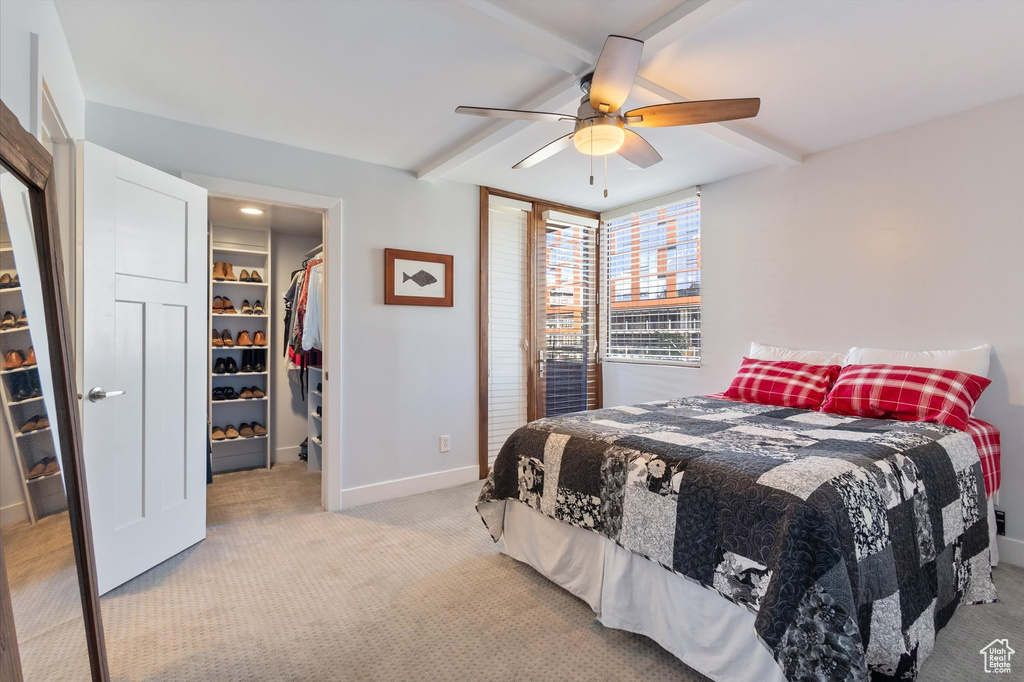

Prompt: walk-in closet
[{"left": 206, "top": 196, "right": 327, "bottom": 509}]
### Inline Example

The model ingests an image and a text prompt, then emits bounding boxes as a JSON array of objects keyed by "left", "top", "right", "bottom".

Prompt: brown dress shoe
[
  {"left": 4, "top": 349, "right": 24, "bottom": 370},
  {"left": 0, "top": 273, "right": 11, "bottom": 288},
  {"left": 220, "top": 297, "right": 237, "bottom": 314},
  {"left": 35, "top": 416, "right": 49, "bottom": 430},
  {"left": 221, "top": 329, "right": 235, "bottom": 347},
  {"left": 27, "top": 459, "right": 47, "bottom": 479},
  {"left": 236, "top": 330, "right": 253, "bottom": 347},
  {"left": 252, "top": 422, "right": 267, "bottom": 437},
  {"left": 43, "top": 458, "right": 60, "bottom": 476},
  {"left": 224, "top": 424, "right": 240, "bottom": 439},
  {"left": 19, "top": 415, "right": 39, "bottom": 433},
  {"left": 223, "top": 263, "right": 238, "bottom": 281},
  {"left": 250, "top": 270, "right": 263, "bottom": 283},
  {"left": 211, "top": 426, "right": 226, "bottom": 441},
  {"left": 1, "top": 312, "right": 14, "bottom": 329},
  {"left": 212, "top": 262, "right": 226, "bottom": 281},
  {"left": 251, "top": 387, "right": 265, "bottom": 399},
  {"left": 212, "top": 296, "right": 224, "bottom": 313},
  {"left": 252, "top": 331, "right": 267, "bottom": 347},
  {"left": 23, "top": 347, "right": 36, "bottom": 367},
  {"left": 238, "top": 269, "right": 250, "bottom": 282},
  {"left": 238, "top": 423, "right": 255, "bottom": 438},
  {"left": 212, "top": 329, "right": 223, "bottom": 347}
]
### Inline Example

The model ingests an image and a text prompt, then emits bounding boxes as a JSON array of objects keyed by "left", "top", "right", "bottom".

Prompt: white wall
[
  {"left": 604, "top": 95, "right": 1024, "bottom": 561},
  {"left": 86, "top": 103, "right": 480, "bottom": 499},
  {"left": 1, "top": 0, "right": 85, "bottom": 526},
  {"left": 270, "top": 232, "right": 321, "bottom": 464}
]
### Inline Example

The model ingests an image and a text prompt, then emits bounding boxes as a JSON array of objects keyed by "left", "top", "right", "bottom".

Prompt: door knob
[{"left": 88, "top": 387, "right": 126, "bottom": 402}]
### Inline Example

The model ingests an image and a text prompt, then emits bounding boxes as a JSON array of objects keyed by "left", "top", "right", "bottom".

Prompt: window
[{"left": 601, "top": 191, "right": 701, "bottom": 365}]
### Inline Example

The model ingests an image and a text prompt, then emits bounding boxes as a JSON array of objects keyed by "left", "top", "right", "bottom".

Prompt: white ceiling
[
  {"left": 55, "top": 0, "right": 1024, "bottom": 211},
  {"left": 209, "top": 196, "right": 323, "bottom": 237}
]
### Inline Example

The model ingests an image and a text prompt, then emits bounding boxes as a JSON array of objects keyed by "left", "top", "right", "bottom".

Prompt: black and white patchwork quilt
[{"left": 477, "top": 397, "right": 996, "bottom": 682}]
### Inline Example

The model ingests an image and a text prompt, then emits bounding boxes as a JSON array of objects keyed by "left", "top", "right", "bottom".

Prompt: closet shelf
[
  {"left": 0, "top": 287, "right": 23, "bottom": 295},
  {"left": 311, "top": 437, "right": 322, "bottom": 447},
  {"left": 8, "top": 396, "right": 43, "bottom": 407},
  {"left": 15, "top": 426, "right": 51, "bottom": 439},
  {"left": 211, "top": 280, "right": 269, "bottom": 288},
  {"left": 212, "top": 397, "right": 269, "bottom": 405},
  {"left": 212, "top": 371, "right": 268, "bottom": 377},
  {"left": 27, "top": 471, "right": 62, "bottom": 484},
  {"left": 211, "top": 345, "right": 269, "bottom": 350},
  {"left": 211, "top": 434, "right": 269, "bottom": 445},
  {"left": 212, "top": 246, "right": 268, "bottom": 256},
  {"left": 1, "top": 365, "right": 38, "bottom": 376},
  {"left": 0, "top": 326, "right": 29, "bottom": 335},
  {"left": 311, "top": 390, "right": 322, "bottom": 397},
  {"left": 212, "top": 313, "right": 269, "bottom": 318}
]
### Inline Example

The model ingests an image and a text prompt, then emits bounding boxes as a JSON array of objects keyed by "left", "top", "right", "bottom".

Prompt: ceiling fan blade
[
  {"left": 589, "top": 35, "right": 644, "bottom": 113},
  {"left": 455, "top": 106, "right": 576, "bottom": 123},
  {"left": 624, "top": 98, "right": 761, "bottom": 127},
  {"left": 617, "top": 130, "right": 662, "bottom": 169},
  {"left": 513, "top": 133, "right": 575, "bottom": 169}
]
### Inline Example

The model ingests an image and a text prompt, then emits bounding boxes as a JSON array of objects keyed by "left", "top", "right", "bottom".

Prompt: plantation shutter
[{"left": 487, "top": 195, "right": 531, "bottom": 465}]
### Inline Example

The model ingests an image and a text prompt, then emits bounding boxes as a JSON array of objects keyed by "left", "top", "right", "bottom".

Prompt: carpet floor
[{"left": 3, "top": 461, "right": 1022, "bottom": 681}]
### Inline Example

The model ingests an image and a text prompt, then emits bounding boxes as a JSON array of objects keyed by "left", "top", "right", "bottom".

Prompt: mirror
[{"left": 0, "top": 102, "right": 108, "bottom": 680}]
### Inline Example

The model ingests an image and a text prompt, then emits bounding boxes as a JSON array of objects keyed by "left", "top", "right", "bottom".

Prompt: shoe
[
  {"left": 239, "top": 269, "right": 250, "bottom": 282},
  {"left": 22, "top": 347, "right": 35, "bottom": 367},
  {"left": 239, "top": 387, "right": 253, "bottom": 400},
  {"left": 252, "top": 300, "right": 265, "bottom": 315},
  {"left": 251, "top": 386, "right": 265, "bottom": 399},
  {"left": 214, "top": 357, "right": 227, "bottom": 374},
  {"left": 15, "top": 311, "right": 27, "bottom": 327},
  {"left": 27, "top": 459, "right": 47, "bottom": 479},
  {"left": 221, "top": 329, "right": 235, "bottom": 347},
  {"left": 250, "top": 270, "right": 263, "bottom": 284},
  {"left": 223, "top": 264, "right": 238, "bottom": 282},
  {"left": 253, "top": 331, "right": 267, "bottom": 347},
  {"left": 34, "top": 415, "right": 48, "bottom": 430},
  {"left": 220, "top": 297, "right": 237, "bottom": 314},
  {"left": 11, "top": 275, "right": 18, "bottom": 288},
  {"left": 4, "top": 350, "right": 24, "bottom": 370},
  {"left": 1, "top": 312, "right": 15, "bottom": 329},
  {"left": 212, "top": 387, "right": 227, "bottom": 401},
  {"left": 211, "top": 426, "right": 226, "bottom": 441},
  {"left": 212, "top": 262, "right": 226, "bottom": 281},
  {"left": 43, "top": 458, "right": 60, "bottom": 476},
  {"left": 225, "top": 357, "right": 239, "bottom": 374},
  {"left": 224, "top": 424, "right": 240, "bottom": 439},
  {"left": 236, "top": 330, "right": 253, "bottom": 347},
  {"left": 0, "top": 274, "right": 11, "bottom": 289},
  {"left": 27, "top": 373, "right": 41, "bottom": 398},
  {"left": 315, "top": 405, "right": 322, "bottom": 418},
  {"left": 212, "top": 296, "right": 224, "bottom": 313},
  {"left": 240, "top": 349, "right": 253, "bottom": 373},
  {"left": 19, "top": 415, "right": 39, "bottom": 433},
  {"left": 212, "top": 328, "right": 223, "bottom": 347},
  {"left": 238, "top": 423, "right": 254, "bottom": 438},
  {"left": 252, "top": 422, "right": 267, "bottom": 437},
  {"left": 222, "top": 387, "right": 239, "bottom": 400},
  {"left": 316, "top": 383, "right": 322, "bottom": 392},
  {"left": 253, "top": 351, "right": 266, "bottom": 372},
  {"left": 240, "top": 300, "right": 253, "bottom": 315}
]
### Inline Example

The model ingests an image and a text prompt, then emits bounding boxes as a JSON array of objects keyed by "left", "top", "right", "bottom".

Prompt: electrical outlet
[
  {"left": 996, "top": 510, "right": 1005, "bottom": 536},
  {"left": 439, "top": 435, "right": 450, "bottom": 453}
]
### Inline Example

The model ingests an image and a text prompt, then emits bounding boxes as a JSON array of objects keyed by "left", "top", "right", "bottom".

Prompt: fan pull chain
[{"left": 604, "top": 154, "right": 609, "bottom": 198}]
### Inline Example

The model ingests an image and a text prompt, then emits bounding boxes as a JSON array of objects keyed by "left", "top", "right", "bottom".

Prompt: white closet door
[{"left": 79, "top": 142, "right": 208, "bottom": 594}]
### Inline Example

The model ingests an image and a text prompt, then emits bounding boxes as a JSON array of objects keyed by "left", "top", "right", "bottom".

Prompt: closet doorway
[{"left": 188, "top": 175, "right": 342, "bottom": 517}]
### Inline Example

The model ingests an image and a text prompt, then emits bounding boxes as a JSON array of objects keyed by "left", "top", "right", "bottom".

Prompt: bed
[{"left": 477, "top": 394, "right": 998, "bottom": 682}]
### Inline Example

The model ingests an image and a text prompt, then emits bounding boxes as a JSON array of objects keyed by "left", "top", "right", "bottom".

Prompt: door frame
[
  {"left": 477, "top": 187, "right": 601, "bottom": 480},
  {"left": 182, "top": 174, "right": 343, "bottom": 512}
]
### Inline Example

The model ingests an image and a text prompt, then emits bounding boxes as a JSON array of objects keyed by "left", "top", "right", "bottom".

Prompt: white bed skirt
[{"left": 502, "top": 500, "right": 787, "bottom": 682}]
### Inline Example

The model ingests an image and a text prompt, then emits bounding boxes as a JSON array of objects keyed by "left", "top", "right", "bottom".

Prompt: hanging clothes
[{"left": 301, "top": 262, "right": 323, "bottom": 351}]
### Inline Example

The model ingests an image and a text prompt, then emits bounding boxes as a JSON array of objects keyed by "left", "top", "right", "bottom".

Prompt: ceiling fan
[{"left": 456, "top": 35, "right": 761, "bottom": 175}]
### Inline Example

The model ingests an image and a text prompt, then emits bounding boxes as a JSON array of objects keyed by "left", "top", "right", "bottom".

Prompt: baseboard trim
[
  {"left": 0, "top": 501, "right": 28, "bottom": 527},
  {"left": 995, "top": 536, "right": 1024, "bottom": 568},
  {"left": 273, "top": 445, "right": 301, "bottom": 464},
  {"left": 342, "top": 465, "right": 479, "bottom": 509}
]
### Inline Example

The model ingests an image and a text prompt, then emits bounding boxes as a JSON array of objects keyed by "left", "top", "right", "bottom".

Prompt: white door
[{"left": 79, "top": 142, "right": 208, "bottom": 594}]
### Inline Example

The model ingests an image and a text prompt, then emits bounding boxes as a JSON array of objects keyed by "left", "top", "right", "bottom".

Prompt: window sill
[{"left": 602, "top": 358, "right": 701, "bottom": 369}]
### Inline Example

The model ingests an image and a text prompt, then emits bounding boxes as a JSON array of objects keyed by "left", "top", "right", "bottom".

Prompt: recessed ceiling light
[{"left": 240, "top": 207, "right": 264, "bottom": 215}]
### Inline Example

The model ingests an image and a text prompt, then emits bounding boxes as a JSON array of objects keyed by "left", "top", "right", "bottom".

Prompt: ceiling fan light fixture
[
  {"left": 240, "top": 207, "right": 264, "bottom": 215},
  {"left": 573, "top": 120, "right": 625, "bottom": 156}
]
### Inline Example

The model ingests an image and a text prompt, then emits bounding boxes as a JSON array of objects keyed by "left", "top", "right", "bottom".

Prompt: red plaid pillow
[
  {"left": 821, "top": 364, "right": 990, "bottom": 430},
  {"left": 724, "top": 357, "right": 841, "bottom": 410}
]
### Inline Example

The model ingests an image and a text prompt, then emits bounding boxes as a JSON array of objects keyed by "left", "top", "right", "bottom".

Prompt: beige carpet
[{"left": 3, "top": 461, "right": 1023, "bottom": 681}]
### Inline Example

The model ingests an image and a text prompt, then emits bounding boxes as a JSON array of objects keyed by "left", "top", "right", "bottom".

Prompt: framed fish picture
[{"left": 384, "top": 248, "right": 454, "bottom": 307}]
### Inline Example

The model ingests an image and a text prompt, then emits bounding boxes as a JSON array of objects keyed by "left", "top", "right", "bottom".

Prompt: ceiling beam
[
  {"left": 416, "top": 0, "right": 802, "bottom": 179},
  {"left": 633, "top": 77, "right": 803, "bottom": 165}
]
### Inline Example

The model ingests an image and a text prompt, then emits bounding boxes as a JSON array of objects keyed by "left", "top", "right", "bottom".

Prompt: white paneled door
[{"left": 79, "top": 142, "right": 208, "bottom": 594}]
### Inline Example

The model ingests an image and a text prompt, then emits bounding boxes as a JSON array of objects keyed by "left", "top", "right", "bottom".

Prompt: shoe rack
[
  {"left": 0, "top": 242, "right": 66, "bottom": 524},
  {"left": 209, "top": 225, "right": 272, "bottom": 473},
  {"left": 307, "top": 365, "right": 322, "bottom": 472}
]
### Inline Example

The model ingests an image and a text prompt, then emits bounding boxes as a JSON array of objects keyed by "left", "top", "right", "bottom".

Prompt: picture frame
[{"left": 384, "top": 248, "right": 453, "bottom": 307}]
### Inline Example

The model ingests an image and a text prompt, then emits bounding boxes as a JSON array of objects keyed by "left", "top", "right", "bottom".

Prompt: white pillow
[
  {"left": 843, "top": 344, "right": 991, "bottom": 378},
  {"left": 749, "top": 342, "right": 845, "bottom": 366}
]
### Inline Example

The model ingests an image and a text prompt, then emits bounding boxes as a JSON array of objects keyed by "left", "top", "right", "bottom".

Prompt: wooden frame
[
  {"left": 384, "top": 247, "right": 453, "bottom": 307},
  {"left": 0, "top": 99, "right": 110, "bottom": 680},
  {"left": 477, "top": 187, "right": 602, "bottom": 480}
]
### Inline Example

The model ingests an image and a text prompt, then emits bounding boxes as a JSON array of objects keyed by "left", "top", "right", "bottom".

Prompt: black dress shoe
[
  {"left": 225, "top": 357, "right": 239, "bottom": 374},
  {"left": 240, "top": 349, "right": 253, "bottom": 373},
  {"left": 254, "top": 350, "right": 266, "bottom": 372},
  {"left": 213, "top": 357, "right": 227, "bottom": 374}
]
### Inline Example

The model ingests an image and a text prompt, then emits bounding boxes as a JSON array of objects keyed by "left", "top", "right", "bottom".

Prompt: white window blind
[
  {"left": 487, "top": 196, "right": 530, "bottom": 464},
  {"left": 601, "top": 189, "right": 701, "bottom": 365}
]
